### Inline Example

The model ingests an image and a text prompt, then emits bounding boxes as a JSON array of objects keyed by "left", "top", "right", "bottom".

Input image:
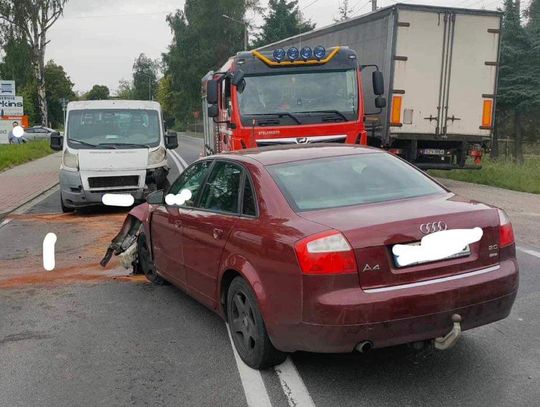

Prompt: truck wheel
[
  {"left": 137, "top": 234, "right": 167, "bottom": 285},
  {"left": 227, "top": 277, "right": 287, "bottom": 369},
  {"left": 60, "top": 193, "right": 74, "bottom": 213}
]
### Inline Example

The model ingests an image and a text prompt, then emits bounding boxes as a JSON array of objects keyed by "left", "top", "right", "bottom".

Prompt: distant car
[
  {"left": 104, "top": 144, "right": 519, "bottom": 369},
  {"left": 23, "top": 126, "right": 57, "bottom": 141}
]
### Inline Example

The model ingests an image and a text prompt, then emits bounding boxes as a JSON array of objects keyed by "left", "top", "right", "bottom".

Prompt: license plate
[
  {"left": 393, "top": 241, "right": 471, "bottom": 268},
  {"left": 421, "top": 148, "right": 446, "bottom": 156}
]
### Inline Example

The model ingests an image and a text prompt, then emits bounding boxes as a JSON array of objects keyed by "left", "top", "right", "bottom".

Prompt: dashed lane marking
[
  {"left": 226, "top": 323, "right": 273, "bottom": 407},
  {"left": 517, "top": 246, "right": 540, "bottom": 259},
  {"left": 167, "top": 150, "right": 184, "bottom": 173},
  {"left": 170, "top": 149, "right": 188, "bottom": 170}
]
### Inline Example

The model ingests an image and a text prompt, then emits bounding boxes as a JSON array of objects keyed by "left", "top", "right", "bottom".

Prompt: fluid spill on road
[{"left": 0, "top": 212, "right": 148, "bottom": 288}]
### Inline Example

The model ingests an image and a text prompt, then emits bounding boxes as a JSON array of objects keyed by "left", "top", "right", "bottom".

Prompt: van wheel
[
  {"left": 227, "top": 277, "right": 287, "bottom": 369},
  {"left": 137, "top": 233, "right": 167, "bottom": 285},
  {"left": 60, "top": 193, "right": 74, "bottom": 213}
]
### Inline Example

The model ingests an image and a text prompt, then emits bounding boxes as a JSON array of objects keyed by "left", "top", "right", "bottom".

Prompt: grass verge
[
  {"left": 0, "top": 140, "right": 54, "bottom": 173},
  {"left": 429, "top": 156, "right": 540, "bottom": 194}
]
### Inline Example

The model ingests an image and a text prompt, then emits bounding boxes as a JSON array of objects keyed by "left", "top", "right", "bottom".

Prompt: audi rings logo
[{"left": 419, "top": 221, "right": 448, "bottom": 234}]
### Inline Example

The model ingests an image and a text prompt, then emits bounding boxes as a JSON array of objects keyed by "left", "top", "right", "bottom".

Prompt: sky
[{"left": 46, "top": 0, "right": 512, "bottom": 94}]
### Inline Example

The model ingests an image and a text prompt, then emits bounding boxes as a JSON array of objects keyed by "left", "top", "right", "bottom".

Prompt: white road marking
[
  {"left": 42, "top": 232, "right": 57, "bottom": 271},
  {"left": 0, "top": 218, "right": 12, "bottom": 228},
  {"left": 167, "top": 150, "right": 184, "bottom": 172},
  {"left": 226, "top": 323, "right": 273, "bottom": 407},
  {"left": 517, "top": 246, "right": 540, "bottom": 259},
  {"left": 171, "top": 149, "right": 188, "bottom": 169},
  {"left": 274, "top": 357, "right": 316, "bottom": 407}
]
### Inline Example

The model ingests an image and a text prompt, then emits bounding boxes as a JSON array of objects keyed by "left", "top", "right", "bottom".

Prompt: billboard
[
  {"left": 0, "top": 80, "right": 16, "bottom": 96},
  {"left": 0, "top": 96, "right": 24, "bottom": 116}
]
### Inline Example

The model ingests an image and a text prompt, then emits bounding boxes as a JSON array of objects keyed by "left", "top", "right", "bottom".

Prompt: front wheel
[
  {"left": 137, "top": 233, "right": 167, "bottom": 285},
  {"left": 227, "top": 277, "right": 287, "bottom": 369}
]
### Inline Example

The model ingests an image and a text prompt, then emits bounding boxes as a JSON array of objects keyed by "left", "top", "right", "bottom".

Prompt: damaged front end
[{"left": 100, "top": 203, "right": 151, "bottom": 272}]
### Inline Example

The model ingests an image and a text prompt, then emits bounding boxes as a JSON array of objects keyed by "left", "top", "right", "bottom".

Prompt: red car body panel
[{"left": 136, "top": 145, "right": 518, "bottom": 353}]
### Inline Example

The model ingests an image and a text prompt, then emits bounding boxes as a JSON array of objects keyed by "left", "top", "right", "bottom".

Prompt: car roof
[
  {"left": 67, "top": 100, "right": 161, "bottom": 111},
  {"left": 212, "top": 144, "right": 383, "bottom": 166}
]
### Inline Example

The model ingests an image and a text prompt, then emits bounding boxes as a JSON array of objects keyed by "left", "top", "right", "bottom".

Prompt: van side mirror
[
  {"left": 372, "top": 71, "right": 385, "bottom": 96},
  {"left": 375, "top": 96, "right": 386, "bottom": 109},
  {"left": 208, "top": 104, "right": 219, "bottom": 118},
  {"left": 146, "top": 190, "right": 164, "bottom": 205},
  {"left": 165, "top": 131, "right": 178, "bottom": 149},
  {"left": 207, "top": 80, "right": 219, "bottom": 105},
  {"left": 50, "top": 131, "right": 63, "bottom": 151}
]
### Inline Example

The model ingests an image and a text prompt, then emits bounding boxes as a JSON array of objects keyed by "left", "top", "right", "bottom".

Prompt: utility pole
[
  {"left": 372, "top": 0, "right": 377, "bottom": 12},
  {"left": 222, "top": 14, "right": 249, "bottom": 50}
]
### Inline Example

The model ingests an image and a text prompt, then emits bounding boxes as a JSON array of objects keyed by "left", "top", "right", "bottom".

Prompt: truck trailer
[{"left": 259, "top": 3, "right": 502, "bottom": 169}]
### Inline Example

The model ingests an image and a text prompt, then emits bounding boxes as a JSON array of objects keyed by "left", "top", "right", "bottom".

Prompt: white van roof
[{"left": 67, "top": 100, "right": 161, "bottom": 111}]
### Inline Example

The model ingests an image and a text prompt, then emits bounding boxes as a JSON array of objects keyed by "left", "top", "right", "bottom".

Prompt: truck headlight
[
  {"left": 148, "top": 147, "right": 166, "bottom": 165},
  {"left": 63, "top": 149, "right": 79, "bottom": 170}
]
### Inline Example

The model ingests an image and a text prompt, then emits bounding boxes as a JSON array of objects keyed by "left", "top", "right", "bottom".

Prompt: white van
[{"left": 50, "top": 100, "right": 178, "bottom": 212}]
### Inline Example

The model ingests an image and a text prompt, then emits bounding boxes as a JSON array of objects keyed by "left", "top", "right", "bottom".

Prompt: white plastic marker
[
  {"left": 102, "top": 193, "right": 135, "bottom": 207},
  {"left": 12, "top": 125, "right": 25, "bottom": 138},
  {"left": 43, "top": 232, "right": 57, "bottom": 271},
  {"left": 165, "top": 188, "right": 192, "bottom": 206},
  {"left": 393, "top": 227, "right": 483, "bottom": 267}
]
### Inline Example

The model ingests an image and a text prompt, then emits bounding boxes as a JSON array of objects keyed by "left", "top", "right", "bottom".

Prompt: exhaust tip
[{"left": 355, "top": 341, "right": 373, "bottom": 353}]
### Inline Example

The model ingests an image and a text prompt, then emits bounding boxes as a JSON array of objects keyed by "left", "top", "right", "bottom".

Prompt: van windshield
[{"left": 67, "top": 109, "right": 161, "bottom": 149}]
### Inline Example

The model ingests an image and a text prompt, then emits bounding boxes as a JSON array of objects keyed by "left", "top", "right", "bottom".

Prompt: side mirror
[
  {"left": 146, "top": 190, "right": 164, "bottom": 205},
  {"left": 372, "top": 70, "right": 385, "bottom": 96},
  {"left": 207, "top": 79, "right": 219, "bottom": 105},
  {"left": 208, "top": 104, "right": 219, "bottom": 118},
  {"left": 50, "top": 131, "right": 63, "bottom": 151},
  {"left": 231, "top": 70, "right": 245, "bottom": 86},
  {"left": 375, "top": 96, "right": 386, "bottom": 109},
  {"left": 165, "top": 131, "right": 178, "bottom": 149}
]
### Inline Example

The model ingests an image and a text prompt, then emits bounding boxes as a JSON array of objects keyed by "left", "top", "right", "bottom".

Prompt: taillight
[
  {"left": 295, "top": 230, "right": 357, "bottom": 275},
  {"left": 498, "top": 209, "right": 515, "bottom": 248}
]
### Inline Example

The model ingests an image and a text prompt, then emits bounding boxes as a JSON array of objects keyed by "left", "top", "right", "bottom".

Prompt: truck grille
[
  {"left": 256, "top": 135, "right": 347, "bottom": 147},
  {"left": 88, "top": 176, "right": 139, "bottom": 189}
]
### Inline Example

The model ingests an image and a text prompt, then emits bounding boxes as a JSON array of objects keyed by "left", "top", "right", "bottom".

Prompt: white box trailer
[{"left": 259, "top": 3, "right": 502, "bottom": 169}]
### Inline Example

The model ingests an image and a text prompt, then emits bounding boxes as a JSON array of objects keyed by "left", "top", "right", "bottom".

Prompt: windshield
[
  {"left": 238, "top": 70, "right": 358, "bottom": 125},
  {"left": 67, "top": 109, "right": 161, "bottom": 148},
  {"left": 268, "top": 153, "right": 445, "bottom": 211}
]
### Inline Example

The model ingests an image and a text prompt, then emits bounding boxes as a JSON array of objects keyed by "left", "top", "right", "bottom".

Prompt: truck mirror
[
  {"left": 207, "top": 80, "right": 219, "bottom": 105},
  {"left": 50, "top": 131, "right": 63, "bottom": 151},
  {"left": 208, "top": 104, "right": 219, "bottom": 118},
  {"left": 231, "top": 70, "right": 245, "bottom": 87},
  {"left": 372, "top": 71, "right": 385, "bottom": 96},
  {"left": 375, "top": 96, "right": 386, "bottom": 109},
  {"left": 165, "top": 131, "right": 178, "bottom": 149}
]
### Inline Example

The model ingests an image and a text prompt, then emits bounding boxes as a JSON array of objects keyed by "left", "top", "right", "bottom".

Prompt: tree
[
  {"left": 334, "top": 0, "right": 353, "bottom": 23},
  {"left": 116, "top": 79, "right": 134, "bottom": 99},
  {"left": 156, "top": 74, "right": 175, "bottom": 128},
  {"left": 162, "top": 0, "right": 259, "bottom": 127},
  {"left": 45, "top": 60, "right": 75, "bottom": 127},
  {"left": 85, "top": 85, "right": 110, "bottom": 100},
  {"left": 132, "top": 53, "right": 159, "bottom": 101},
  {"left": 0, "top": 32, "right": 33, "bottom": 87},
  {"left": 253, "top": 0, "right": 315, "bottom": 47},
  {"left": 0, "top": 0, "right": 68, "bottom": 126}
]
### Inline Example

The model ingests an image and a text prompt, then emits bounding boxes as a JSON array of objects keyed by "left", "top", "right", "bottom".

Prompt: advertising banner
[
  {"left": 0, "top": 80, "right": 16, "bottom": 96},
  {"left": 0, "top": 96, "right": 24, "bottom": 116}
]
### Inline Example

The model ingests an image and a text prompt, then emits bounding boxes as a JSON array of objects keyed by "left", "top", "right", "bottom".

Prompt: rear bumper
[
  {"left": 268, "top": 259, "right": 518, "bottom": 353},
  {"left": 416, "top": 163, "right": 481, "bottom": 170}
]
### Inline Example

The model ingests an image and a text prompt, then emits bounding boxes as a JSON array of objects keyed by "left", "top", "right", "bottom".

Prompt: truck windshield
[
  {"left": 238, "top": 70, "right": 358, "bottom": 124},
  {"left": 67, "top": 109, "right": 161, "bottom": 149}
]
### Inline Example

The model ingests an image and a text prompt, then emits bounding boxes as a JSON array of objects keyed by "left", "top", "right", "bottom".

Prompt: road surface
[{"left": 1, "top": 135, "right": 539, "bottom": 406}]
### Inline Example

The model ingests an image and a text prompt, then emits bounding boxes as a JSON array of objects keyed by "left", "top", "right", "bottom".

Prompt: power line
[
  {"left": 301, "top": 0, "right": 323, "bottom": 11},
  {"left": 62, "top": 10, "right": 173, "bottom": 20}
]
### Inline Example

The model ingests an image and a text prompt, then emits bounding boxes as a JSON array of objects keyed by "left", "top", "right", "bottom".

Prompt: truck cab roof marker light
[
  {"left": 300, "top": 47, "right": 313, "bottom": 61},
  {"left": 314, "top": 46, "right": 326, "bottom": 60},
  {"left": 273, "top": 48, "right": 286, "bottom": 62},
  {"left": 287, "top": 47, "right": 300, "bottom": 61},
  {"left": 252, "top": 47, "right": 340, "bottom": 67}
]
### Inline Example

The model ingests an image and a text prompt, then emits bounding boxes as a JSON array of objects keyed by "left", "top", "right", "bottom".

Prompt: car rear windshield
[{"left": 267, "top": 152, "right": 445, "bottom": 211}]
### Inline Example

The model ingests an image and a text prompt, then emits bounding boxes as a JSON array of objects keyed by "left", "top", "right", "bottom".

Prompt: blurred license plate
[
  {"left": 393, "top": 241, "right": 471, "bottom": 268},
  {"left": 421, "top": 149, "right": 446, "bottom": 156}
]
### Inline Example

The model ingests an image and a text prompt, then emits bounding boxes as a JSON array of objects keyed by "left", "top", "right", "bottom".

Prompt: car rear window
[{"left": 267, "top": 152, "right": 445, "bottom": 211}]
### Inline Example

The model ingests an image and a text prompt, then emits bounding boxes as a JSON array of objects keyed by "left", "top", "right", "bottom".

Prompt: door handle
[{"left": 213, "top": 228, "right": 224, "bottom": 240}]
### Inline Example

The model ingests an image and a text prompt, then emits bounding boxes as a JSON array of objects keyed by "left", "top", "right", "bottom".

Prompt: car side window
[
  {"left": 242, "top": 176, "right": 257, "bottom": 216},
  {"left": 168, "top": 161, "right": 212, "bottom": 206},
  {"left": 198, "top": 161, "right": 242, "bottom": 214}
]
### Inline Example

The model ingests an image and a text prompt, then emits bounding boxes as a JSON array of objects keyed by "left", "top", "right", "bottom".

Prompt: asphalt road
[{"left": 1, "top": 135, "right": 539, "bottom": 406}]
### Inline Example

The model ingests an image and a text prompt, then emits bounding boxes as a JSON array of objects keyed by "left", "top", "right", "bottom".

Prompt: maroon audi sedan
[{"left": 106, "top": 145, "right": 518, "bottom": 369}]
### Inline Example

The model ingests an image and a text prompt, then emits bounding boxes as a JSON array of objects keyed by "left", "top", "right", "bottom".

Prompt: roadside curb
[{"left": 0, "top": 182, "right": 59, "bottom": 221}]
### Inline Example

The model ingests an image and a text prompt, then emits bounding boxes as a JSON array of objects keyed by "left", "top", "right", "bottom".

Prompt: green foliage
[
  {"left": 85, "top": 84, "right": 110, "bottom": 100},
  {"left": 162, "top": 0, "right": 256, "bottom": 127},
  {"left": 156, "top": 74, "right": 175, "bottom": 128},
  {"left": 0, "top": 34, "right": 33, "bottom": 86},
  {"left": 253, "top": 0, "right": 315, "bottom": 48},
  {"left": 116, "top": 79, "right": 134, "bottom": 99},
  {"left": 45, "top": 60, "right": 75, "bottom": 127},
  {"left": 334, "top": 0, "right": 353, "bottom": 23},
  {"left": 132, "top": 53, "right": 159, "bottom": 101},
  {"left": 0, "top": 139, "right": 53, "bottom": 172}
]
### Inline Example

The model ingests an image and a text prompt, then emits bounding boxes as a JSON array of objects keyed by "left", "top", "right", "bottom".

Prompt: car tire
[
  {"left": 60, "top": 193, "right": 74, "bottom": 213},
  {"left": 227, "top": 277, "right": 287, "bottom": 369},
  {"left": 137, "top": 233, "right": 167, "bottom": 285}
]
